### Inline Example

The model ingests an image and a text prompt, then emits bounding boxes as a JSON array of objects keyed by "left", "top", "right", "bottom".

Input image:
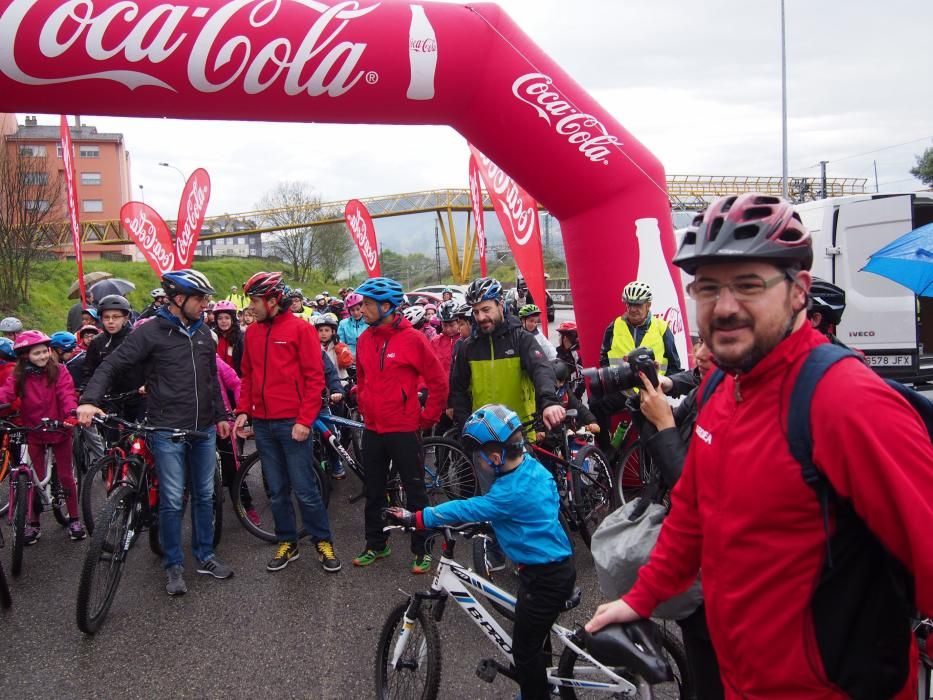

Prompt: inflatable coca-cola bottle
[
  {"left": 407, "top": 5, "right": 437, "bottom": 100},
  {"left": 634, "top": 218, "right": 689, "bottom": 369}
]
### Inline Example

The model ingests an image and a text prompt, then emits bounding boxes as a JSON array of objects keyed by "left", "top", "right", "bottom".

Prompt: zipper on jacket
[
  {"left": 260, "top": 322, "right": 272, "bottom": 415},
  {"left": 188, "top": 330, "right": 199, "bottom": 430},
  {"left": 380, "top": 336, "right": 391, "bottom": 371},
  {"left": 733, "top": 373, "right": 743, "bottom": 403}
]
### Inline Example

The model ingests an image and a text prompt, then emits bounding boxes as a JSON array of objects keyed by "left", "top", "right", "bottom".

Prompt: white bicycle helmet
[
  {"left": 622, "top": 281, "right": 653, "bottom": 304},
  {"left": 0, "top": 317, "right": 23, "bottom": 333},
  {"left": 402, "top": 305, "right": 426, "bottom": 326}
]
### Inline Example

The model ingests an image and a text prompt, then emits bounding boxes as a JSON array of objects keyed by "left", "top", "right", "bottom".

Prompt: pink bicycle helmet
[
  {"left": 344, "top": 292, "right": 363, "bottom": 308},
  {"left": 213, "top": 300, "right": 238, "bottom": 315},
  {"left": 13, "top": 330, "right": 51, "bottom": 354}
]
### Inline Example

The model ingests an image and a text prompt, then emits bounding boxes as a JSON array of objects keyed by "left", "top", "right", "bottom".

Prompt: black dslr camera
[{"left": 582, "top": 347, "right": 660, "bottom": 402}]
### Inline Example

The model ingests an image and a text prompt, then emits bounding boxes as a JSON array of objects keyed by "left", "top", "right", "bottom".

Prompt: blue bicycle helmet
[
  {"left": 0, "top": 337, "right": 14, "bottom": 361},
  {"left": 462, "top": 404, "right": 524, "bottom": 474},
  {"left": 464, "top": 277, "right": 503, "bottom": 305},
  {"left": 49, "top": 331, "right": 78, "bottom": 353},
  {"left": 356, "top": 277, "right": 404, "bottom": 324},
  {"left": 161, "top": 269, "right": 216, "bottom": 298}
]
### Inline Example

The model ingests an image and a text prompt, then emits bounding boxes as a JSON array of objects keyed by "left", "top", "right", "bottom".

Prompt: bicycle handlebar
[
  {"left": 91, "top": 414, "right": 210, "bottom": 441},
  {"left": 0, "top": 417, "right": 68, "bottom": 433},
  {"left": 382, "top": 519, "right": 488, "bottom": 539}
]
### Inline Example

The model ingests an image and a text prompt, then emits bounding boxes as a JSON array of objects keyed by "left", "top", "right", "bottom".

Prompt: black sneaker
[
  {"left": 315, "top": 540, "right": 342, "bottom": 573},
  {"left": 267, "top": 541, "right": 299, "bottom": 571},
  {"left": 196, "top": 556, "right": 234, "bottom": 579}
]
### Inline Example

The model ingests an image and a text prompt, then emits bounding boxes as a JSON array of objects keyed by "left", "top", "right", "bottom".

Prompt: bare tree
[
  {"left": 0, "top": 146, "right": 65, "bottom": 308},
  {"left": 315, "top": 210, "right": 355, "bottom": 281},
  {"left": 256, "top": 182, "right": 323, "bottom": 283}
]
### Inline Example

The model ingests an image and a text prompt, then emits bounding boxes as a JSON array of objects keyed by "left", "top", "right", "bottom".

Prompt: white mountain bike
[{"left": 375, "top": 520, "right": 689, "bottom": 699}]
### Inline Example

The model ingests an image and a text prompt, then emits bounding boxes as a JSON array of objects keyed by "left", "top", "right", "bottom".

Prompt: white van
[{"left": 676, "top": 192, "right": 933, "bottom": 383}]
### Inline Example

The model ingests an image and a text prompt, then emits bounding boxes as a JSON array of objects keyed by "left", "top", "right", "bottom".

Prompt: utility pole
[
  {"left": 873, "top": 160, "right": 880, "bottom": 193},
  {"left": 819, "top": 161, "right": 828, "bottom": 199},
  {"left": 434, "top": 220, "right": 441, "bottom": 281},
  {"left": 780, "top": 0, "right": 789, "bottom": 199}
]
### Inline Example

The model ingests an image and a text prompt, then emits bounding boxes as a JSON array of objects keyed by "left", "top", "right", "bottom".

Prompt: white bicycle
[{"left": 375, "top": 521, "right": 689, "bottom": 699}]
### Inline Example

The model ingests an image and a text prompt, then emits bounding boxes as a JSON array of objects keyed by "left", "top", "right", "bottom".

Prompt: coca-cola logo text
[
  {"left": 125, "top": 210, "right": 174, "bottom": 273},
  {"left": 477, "top": 154, "right": 536, "bottom": 246},
  {"left": 468, "top": 166, "right": 486, "bottom": 256},
  {"left": 511, "top": 73, "right": 621, "bottom": 165},
  {"left": 658, "top": 307, "right": 684, "bottom": 337},
  {"left": 0, "top": 0, "right": 379, "bottom": 97},
  {"left": 409, "top": 38, "right": 436, "bottom": 52},
  {"left": 177, "top": 178, "right": 208, "bottom": 262},
  {"left": 347, "top": 208, "right": 378, "bottom": 271}
]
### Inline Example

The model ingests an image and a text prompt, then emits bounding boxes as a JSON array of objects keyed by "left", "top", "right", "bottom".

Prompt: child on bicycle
[
  {"left": 0, "top": 331, "right": 84, "bottom": 542},
  {"left": 387, "top": 403, "right": 576, "bottom": 700}
]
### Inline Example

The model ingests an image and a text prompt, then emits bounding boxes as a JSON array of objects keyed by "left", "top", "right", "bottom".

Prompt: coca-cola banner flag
[
  {"left": 59, "top": 115, "right": 86, "bottom": 306},
  {"left": 120, "top": 202, "right": 176, "bottom": 277},
  {"left": 0, "top": 0, "right": 682, "bottom": 366},
  {"left": 344, "top": 199, "right": 381, "bottom": 277},
  {"left": 468, "top": 144, "right": 548, "bottom": 336},
  {"left": 468, "top": 155, "right": 488, "bottom": 277},
  {"left": 174, "top": 168, "right": 210, "bottom": 269}
]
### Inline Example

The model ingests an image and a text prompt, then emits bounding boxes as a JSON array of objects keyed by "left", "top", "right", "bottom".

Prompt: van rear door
[{"left": 834, "top": 195, "right": 916, "bottom": 377}]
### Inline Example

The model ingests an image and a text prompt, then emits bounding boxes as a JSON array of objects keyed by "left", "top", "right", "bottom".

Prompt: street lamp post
[
  {"left": 780, "top": 0, "right": 788, "bottom": 199},
  {"left": 158, "top": 161, "right": 187, "bottom": 187},
  {"left": 138, "top": 184, "right": 145, "bottom": 203}
]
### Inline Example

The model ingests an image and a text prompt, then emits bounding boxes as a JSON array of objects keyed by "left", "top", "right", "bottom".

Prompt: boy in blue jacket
[{"left": 387, "top": 403, "right": 576, "bottom": 700}]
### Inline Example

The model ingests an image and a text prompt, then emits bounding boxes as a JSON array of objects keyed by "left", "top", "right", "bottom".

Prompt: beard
[{"left": 708, "top": 299, "right": 798, "bottom": 374}]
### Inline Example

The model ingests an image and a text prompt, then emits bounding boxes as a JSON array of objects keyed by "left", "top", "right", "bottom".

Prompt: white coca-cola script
[
  {"left": 347, "top": 209, "right": 378, "bottom": 271},
  {"left": 177, "top": 178, "right": 208, "bottom": 263},
  {"left": 477, "top": 155, "right": 536, "bottom": 246},
  {"left": 409, "top": 38, "right": 436, "bottom": 53},
  {"left": 511, "top": 73, "right": 621, "bottom": 165},
  {"left": 125, "top": 210, "right": 174, "bottom": 272},
  {"left": 659, "top": 307, "right": 684, "bottom": 337},
  {"left": 0, "top": 0, "right": 379, "bottom": 97},
  {"left": 468, "top": 166, "right": 486, "bottom": 256}
]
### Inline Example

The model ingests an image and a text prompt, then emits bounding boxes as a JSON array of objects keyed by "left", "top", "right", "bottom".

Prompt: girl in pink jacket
[{"left": 0, "top": 331, "right": 84, "bottom": 542}]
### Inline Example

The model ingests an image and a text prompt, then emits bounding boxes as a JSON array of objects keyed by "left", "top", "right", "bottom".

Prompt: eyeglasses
[{"left": 686, "top": 273, "right": 789, "bottom": 303}]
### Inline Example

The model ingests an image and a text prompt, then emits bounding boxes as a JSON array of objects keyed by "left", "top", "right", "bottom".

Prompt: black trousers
[
  {"left": 676, "top": 604, "right": 725, "bottom": 700},
  {"left": 362, "top": 430, "right": 429, "bottom": 555},
  {"left": 513, "top": 557, "right": 577, "bottom": 699}
]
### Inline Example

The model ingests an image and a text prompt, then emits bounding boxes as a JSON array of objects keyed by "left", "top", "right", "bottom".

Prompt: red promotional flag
[
  {"left": 468, "top": 155, "right": 488, "bottom": 276},
  {"left": 344, "top": 199, "right": 381, "bottom": 277},
  {"left": 468, "top": 145, "right": 548, "bottom": 335},
  {"left": 120, "top": 202, "right": 176, "bottom": 277},
  {"left": 174, "top": 168, "right": 210, "bottom": 269},
  {"left": 60, "top": 116, "right": 86, "bottom": 306}
]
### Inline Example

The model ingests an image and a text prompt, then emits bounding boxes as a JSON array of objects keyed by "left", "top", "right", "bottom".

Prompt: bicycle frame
[
  {"left": 7, "top": 438, "right": 56, "bottom": 524},
  {"left": 390, "top": 536, "right": 635, "bottom": 694}
]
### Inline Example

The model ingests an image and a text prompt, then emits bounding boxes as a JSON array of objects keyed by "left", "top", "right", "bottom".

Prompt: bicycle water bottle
[{"left": 610, "top": 420, "right": 631, "bottom": 450}]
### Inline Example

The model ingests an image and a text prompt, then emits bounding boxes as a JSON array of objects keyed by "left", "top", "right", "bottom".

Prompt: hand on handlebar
[
  {"left": 585, "top": 599, "right": 641, "bottom": 634},
  {"left": 76, "top": 403, "right": 104, "bottom": 427},
  {"left": 329, "top": 392, "right": 344, "bottom": 404},
  {"left": 542, "top": 404, "right": 566, "bottom": 430},
  {"left": 384, "top": 507, "right": 423, "bottom": 530}
]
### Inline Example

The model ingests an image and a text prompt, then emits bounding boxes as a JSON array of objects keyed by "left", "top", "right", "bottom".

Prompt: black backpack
[{"left": 700, "top": 342, "right": 923, "bottom": 699}]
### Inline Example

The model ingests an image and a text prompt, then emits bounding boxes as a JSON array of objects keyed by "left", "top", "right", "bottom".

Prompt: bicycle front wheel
[
  {"left": 212, "top": 460, "right": 223, "bottom": 548},
  {"left": 570, "top": 446, "right": 616, "bottom": 547},
  {"left": 81, "top": 456, "right": 117, "bottom": 534},
  {"left": 556, "top": 622, "right": 689, "bottom": 699},
  {"left": 421, "top": 436, "right": 477, "bottom": 505},
  {"left": 76, "top": 484, "right": 136, "bottom": 635},
  {"left": 0, "top": 558, "right": 10, "bottom": 609},
  {"left": 375, "top": 600, "right": 442, "bottom": 700},
  {"left": 612, "top": 441, "right": 647, "bottom": 505},
  {"left": 10, "top": 471, "right": 28, "bottom": 577}
]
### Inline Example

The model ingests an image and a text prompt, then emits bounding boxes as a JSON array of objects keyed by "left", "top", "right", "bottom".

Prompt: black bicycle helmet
[
  {"left": 464, "top": 277, "right": 503, "bottom": 306},
  {"left": 673, "top": 193, "right": 813, "bottom": 275},
  {"left": 437, "top": 300, "right": 459, "bottom": 323},
  {"left": 97, "top": 294, "right": 132, "bottom": 315},
  {"left": 808, "top": 277, "right": 846, "bottom": 325},
  {"left": 162, "top": 269, "right": 216, "bottom": 297},
  {"left": 551, "top": 359, "right": 570, "bottom": 383}
]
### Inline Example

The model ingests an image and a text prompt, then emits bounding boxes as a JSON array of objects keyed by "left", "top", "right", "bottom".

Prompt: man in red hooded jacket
[
  {"left": 586, "top": 194, "right": 933, "bottom": 699},
  {"left": 350, "top": 277, "right": 448, "bottom": 574},
  {"left": 233, "top": 272, "right": 341, "bottom": 575}
]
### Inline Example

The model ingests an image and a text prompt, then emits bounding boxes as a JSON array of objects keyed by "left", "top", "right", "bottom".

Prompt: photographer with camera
[{"left": 592, "top": 281, "right": 682, "bottom": 448}]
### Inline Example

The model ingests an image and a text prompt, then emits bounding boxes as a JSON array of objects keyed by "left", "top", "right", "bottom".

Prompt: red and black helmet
[
  {"left": 673, "top": 193, "right": 812, "bottom": 275},
  {"left": 243, "top": 271, "right": 285, "bottom": 300}
]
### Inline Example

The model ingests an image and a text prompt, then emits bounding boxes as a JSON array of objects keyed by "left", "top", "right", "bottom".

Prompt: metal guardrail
[{"left": 549, "top": 288, "right": 573, "bottom": 307}]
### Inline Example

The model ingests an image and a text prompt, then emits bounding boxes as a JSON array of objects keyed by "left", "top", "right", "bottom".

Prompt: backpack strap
[
  {"left": 787, "top": 342, "right": 860, "bottom": 567},
  {"left": 698, "top": 367, "right": 726, "bottom": 407}
]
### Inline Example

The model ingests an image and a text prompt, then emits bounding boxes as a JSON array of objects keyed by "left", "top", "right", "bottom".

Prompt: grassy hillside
[{"left": 17, "top": 258, "right": 340, "bottom": 332}]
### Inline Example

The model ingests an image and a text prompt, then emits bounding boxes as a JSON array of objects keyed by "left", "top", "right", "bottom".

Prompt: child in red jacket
[{"left": 0, "top": 331, "right": 84, "bottom": 542}]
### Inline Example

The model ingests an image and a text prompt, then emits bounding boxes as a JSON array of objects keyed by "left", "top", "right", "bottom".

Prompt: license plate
[{"left": 865, "top": 354, "right": 913, "bottom": 367}]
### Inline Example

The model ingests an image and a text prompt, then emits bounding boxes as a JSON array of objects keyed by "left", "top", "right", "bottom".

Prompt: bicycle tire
[
  {"left": 375, "top": 600, "right": 442, "bottom": 700},
  {"left": 212, "top": 461, "right": 223, "bottom": 549},
  {"left": 556, "top": 622, "right": 689, "bottom": 699},
  {"left": 81, "top": 455, "right": 117, "bottom": 534},
  {"left": 421, "top": 436, "right": 477, "bottom": 505},
  {"left": 570, "top": 445, "right": 616, "bottom": 547},
  {"left": 76, "top": 484, "right": 135, "bottom": 635},
  {"left": 612, "top": 441, "right": 647, "bottom": 505},
  {"left": 10, "top": 471, "right": 27, "bottom": 577},
  {"left": 51, "top": 471, "right": 70, "bottom": 527},
  {"left": 0, "top": 441, "right": 11, "bottom": 518},
  {"left": 0, "top": 558, "right": 10, "bottom": 609},
  {"left": 232, "top": 451, "right": 331, "bottom": 542}
]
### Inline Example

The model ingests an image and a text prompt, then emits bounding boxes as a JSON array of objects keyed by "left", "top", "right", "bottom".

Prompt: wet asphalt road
[{"left": 0, "top": 462, "right": 605, "bottom": 700}]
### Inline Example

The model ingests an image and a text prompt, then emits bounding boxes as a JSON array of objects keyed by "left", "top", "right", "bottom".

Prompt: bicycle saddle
[{"left": 580, "top": 621, "right": 672, "bottom": 684}]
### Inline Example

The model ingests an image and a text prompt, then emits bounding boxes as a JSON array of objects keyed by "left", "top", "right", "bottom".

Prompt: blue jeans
[
  {"left": 149, "top": 426, "right": 217, "bottom": 569},
  {"left": 253, "top": 418, "right": 332, "bottom": 543}
]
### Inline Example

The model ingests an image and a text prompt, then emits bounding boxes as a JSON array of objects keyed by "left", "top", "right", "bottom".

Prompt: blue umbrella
[{"left": 860, "top": 223, "right": 933, "bottom": 297}]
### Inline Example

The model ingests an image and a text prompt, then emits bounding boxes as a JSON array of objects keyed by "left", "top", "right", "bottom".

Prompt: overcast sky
[{"left": 23, "top": 0, "right": 933, "bottom": 242}]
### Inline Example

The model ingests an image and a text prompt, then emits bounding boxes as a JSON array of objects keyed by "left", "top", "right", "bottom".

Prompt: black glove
[{"left": 384, "top": 507, "right": 422, "bottom": 529}]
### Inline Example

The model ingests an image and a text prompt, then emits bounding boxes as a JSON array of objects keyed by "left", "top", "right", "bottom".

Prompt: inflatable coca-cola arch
[{"left": 0, "top": 0, "right": 688, "bottom": 365}]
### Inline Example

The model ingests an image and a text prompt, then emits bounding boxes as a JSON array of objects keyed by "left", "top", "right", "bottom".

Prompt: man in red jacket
[
  {"left": 350, "top": 277, "right": 448, "bottom": 574},
  {"left": 233, "top": 272, "right": 341, "bottom": 574},
  {"left": 586, "top": 194, "right": 933, "bottom": 699}
]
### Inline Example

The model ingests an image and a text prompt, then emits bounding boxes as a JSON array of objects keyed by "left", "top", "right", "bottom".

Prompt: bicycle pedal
[{"left": 475, "top": 658, "right": 499, "bottom": 683}]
